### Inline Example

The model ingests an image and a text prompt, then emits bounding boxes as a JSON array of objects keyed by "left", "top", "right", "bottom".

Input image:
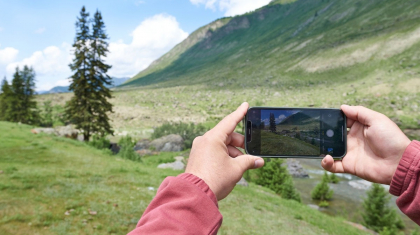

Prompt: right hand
[{"left": 322, "top": 105, "right": 411, "bottom": 185}]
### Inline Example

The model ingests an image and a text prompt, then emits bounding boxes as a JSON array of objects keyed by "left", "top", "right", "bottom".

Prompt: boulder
[
  {"left": 134, "top": 139, "right": 150, "bottom": 151},
  {"left": 32, "top": 128, "right": 55, "bottom": 135},
  {"left": 286, "top": 159, "right": 309, "bottom": 178},
  {"left": 236, "top": 177, "right": 249, "bottom": 187},
  {"left": 150, "top": 134, "right": 183, "bottom": 152},
  {"left": 55, "top": 125, "right": 79, "bottom": 139},
  {"left": 157, "top": 157, "right": 185, "bottom": 170}
]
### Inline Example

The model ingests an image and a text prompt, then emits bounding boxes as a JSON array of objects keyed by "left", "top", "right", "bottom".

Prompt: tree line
[{"left": 0, "top": 6, "right": 113, "bottom": 142}]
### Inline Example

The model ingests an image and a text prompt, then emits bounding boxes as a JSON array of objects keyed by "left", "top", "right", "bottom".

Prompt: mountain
[
  {"left": 122, "top": 0, "right": 420, "bottom": 88},
  {"left": 38, "top": 77, "right": 129, "bottom": 94}
]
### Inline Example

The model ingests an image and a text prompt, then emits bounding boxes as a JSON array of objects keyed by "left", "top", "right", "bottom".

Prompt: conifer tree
[
  {"left": 20, "top": 65, "right": 39, "bottom": 124},
  {"left": 311, "top": 171, "right": 333, "bottom": 201},
  {"left": 362, "top": 183, "right": 404, "bottom": 233},
  {"left": 9, "top": 68, "right": 26, "bottom": 122},
  {"left": 0, "top": 77, "right": 12, "bottom": 121},
  {"left": 66, "top": 7, "right": 113, "bottom": 141},
  {"left": 269, "top": 113, "right": 276, "bottom": 133}
]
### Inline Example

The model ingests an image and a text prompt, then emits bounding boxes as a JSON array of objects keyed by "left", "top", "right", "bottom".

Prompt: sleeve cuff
[
  {"left": 177, "top": 173, "right": 219, "bottom": 207},
  {"left": 390, "top": 140, "right": 420, "bottom": 196}
]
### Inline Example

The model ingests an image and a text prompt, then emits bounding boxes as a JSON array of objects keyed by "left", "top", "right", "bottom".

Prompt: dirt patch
[
  {"left": 367, "top": 83, "right": 392, "bottom": 96},
  {"left": 398, "top": 78, "right": 420, "bottom": 93}
]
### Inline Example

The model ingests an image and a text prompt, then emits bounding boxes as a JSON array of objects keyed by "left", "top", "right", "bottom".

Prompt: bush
[
  {"left": 89, "top": 135, "right": 110, "bottom": 150},
  {"left": 151, "top": 122, "right": 207, "bottom": 149},
  {"left": 329, "top": 173, "right": 340, "bottom": 183},
  {"left": 118, "top": 136, "right": 141, "bottom": 162},
  {"left": 363, "top": 183, "right": 404, "bottom": 233},
  {"left": 255, "top": 159, "right": 301, "bottom": 202},
  {"left": 318, "top": 201, "right": 329, "bottom": 208},
  {"left": 311, "top": 172, "right": 333, "bottom": 201}
]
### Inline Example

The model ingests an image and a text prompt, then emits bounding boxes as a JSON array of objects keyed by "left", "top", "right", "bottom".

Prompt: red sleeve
[
  {"left": 127, "top": 173, "right": 223, "bottom": 235},
  {"left": 389, "top": 140, "right": 420, "bottom": 225}
]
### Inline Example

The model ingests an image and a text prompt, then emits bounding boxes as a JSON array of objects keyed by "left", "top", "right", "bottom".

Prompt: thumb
[{"left": 235, "top": 155, "right": 265, "bottom": 171}]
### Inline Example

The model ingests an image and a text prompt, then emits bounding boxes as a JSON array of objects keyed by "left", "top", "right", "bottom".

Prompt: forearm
[
  {"left": 128, "top": 173, "right": 223, "bottom": 235},
  {"left": 389, "top": 140, "right": 420, "bottom": 225}
]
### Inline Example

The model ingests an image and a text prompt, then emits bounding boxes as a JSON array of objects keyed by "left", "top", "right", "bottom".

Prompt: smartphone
[{"left": 244, "top": 107, "right": 347, "bottom": 159}]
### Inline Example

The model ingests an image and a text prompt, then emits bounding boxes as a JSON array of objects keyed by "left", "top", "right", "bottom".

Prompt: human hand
[
  {"left": 185, "top": 102, "right": 265, "bottom": 200},
  {"left": 322, "top": 105, "right": 411, "bottom": 185}
]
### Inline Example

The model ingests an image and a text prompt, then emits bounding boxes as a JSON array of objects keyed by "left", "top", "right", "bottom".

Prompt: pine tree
[
  {"left": 66, "top": 7, "right": 114, "bottom": 141},
  {"left": 362, "top": 183, "right": 404, "bottom": 233},
  {"left": 311, "top": 171, "right": 334, "bottom": 201},
  {"left": 255, "top": 159, "right": 301, "bottom": 202},
  {"left": 269, "top": 113, "right": 276, "bottom": 133},
  {"left": 20, "top": 65, "right": 39, "bottom": 124},
  {"left": 8, "top": 68, "right": 26, "bottom": 123},
  {"left": 0, "top": 77, "right": 12, "bottom": 121}
]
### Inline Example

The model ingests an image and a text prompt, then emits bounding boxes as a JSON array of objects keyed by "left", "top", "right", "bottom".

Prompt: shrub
[
  {"left": 151, "top": 122, "right": 207, "bottom": 149},
  {"left": 118, "top": 136, "right": 141, "bottom": 162},
  {"left": 318, "top": 201, "right": 329, "bottom": 208},
  {"left": 255, "top": 159, "right": 301, "bottom": 202},
  {"left": 89, "top": 135, "right": 110, "bottom": 150},
  {"left": 329, "top": 173, "right": 340, "bottom": 183},
  {"left": 363, "top": 183, "right": 404, "bottom": 233},
  {"left": 311, "top": 172, "right": 333, "bottom": 201}
]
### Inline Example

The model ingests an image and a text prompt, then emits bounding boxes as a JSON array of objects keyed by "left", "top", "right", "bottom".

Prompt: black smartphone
[{"left": 244, "top": 107, "right": 347, "bottom": 159}]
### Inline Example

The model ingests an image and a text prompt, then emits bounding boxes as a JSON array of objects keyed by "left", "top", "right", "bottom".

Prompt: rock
[
  {"left": 77, "top": 134, "right": 84, "bottom": 142},
  {"left": 110, "top": 143, "right": 120, "bottom": 154},
  {"left": 32, "top": 128, "right": 55, "bottom": 135},
  {"left": 0, "top": 170, "right": 3, "bottom": 174},
  {"left": 286, "top": 159, "right": 309, "bottom": 178},
  {"left": 157, "top": 160, "right": 185, "bottom": 171},
  {"left": 308, "top": 204, "right": 319, "bottom": 210},
  {"left": 150, "top": 134, "right": 183, "bottom": 152},
  {"left": 134, "top": 139, "right": 150, "bottom": 151},
  {"left": 236, "top": 177, "right": 248, "bottom": 187},
  {"left": 64, "top": 211, "right": 70, "bottom": 216},
  {"left": 55, "top": 125, "right": 79, "bottom": 139}
]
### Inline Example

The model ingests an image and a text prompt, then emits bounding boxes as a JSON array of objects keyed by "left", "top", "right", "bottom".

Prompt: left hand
[{"left": 185, "top": 102, "right": 265, "bottom": 200}]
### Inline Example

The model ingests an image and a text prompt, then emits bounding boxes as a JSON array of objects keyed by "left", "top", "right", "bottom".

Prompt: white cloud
[
  {"left": 6, "top": 42, "right": 72, "bottom": 91},
  {"left": 106, "top": 14, "right": 188, "bottom": 78},
  {"left": 35, "top": 27, "right": 46, "bottom": 34},
  {"left": 190, "top": 0, "right": 271, "bottom": 16},
  {"left": 135, "top": 1, "right": 146, "bottom": 6},
  {"left": 0, "top": 45, "right": 19, "bottom": 65}
]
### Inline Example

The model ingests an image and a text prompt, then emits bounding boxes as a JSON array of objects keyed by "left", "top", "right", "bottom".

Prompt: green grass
[
  {"left": 0, "top": 121, "right": 371, "bottom": 234},
  {"left": 260, "top": 131, "right": 319, "bottom": 155}
]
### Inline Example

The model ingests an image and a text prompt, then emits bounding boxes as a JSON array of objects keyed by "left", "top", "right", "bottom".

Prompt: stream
[{"left": 291, "top": 158, "right": 417, "bottom": 231}]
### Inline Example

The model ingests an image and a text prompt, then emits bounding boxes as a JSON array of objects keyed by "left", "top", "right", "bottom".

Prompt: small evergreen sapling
[{"left": 311, "top": 172, "right": 334, "bottom": 201}]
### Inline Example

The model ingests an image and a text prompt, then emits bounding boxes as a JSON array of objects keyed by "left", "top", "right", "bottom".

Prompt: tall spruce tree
[
  {"left": 0, "top": 77, "right": 12, "bottom": 120},
  {"left": 66, "top": 7, "right": 113, "bottom": 141},
  {"left": 269, "top": 113, "right": 276, "bottom": 133},
  {"left": 20, "top": 65, "right": 39, "bottom": 124}
]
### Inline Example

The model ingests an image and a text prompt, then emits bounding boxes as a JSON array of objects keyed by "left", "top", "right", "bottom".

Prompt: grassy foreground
[{"left": 0, "top": 121, "right": 370, "bottom": 234}]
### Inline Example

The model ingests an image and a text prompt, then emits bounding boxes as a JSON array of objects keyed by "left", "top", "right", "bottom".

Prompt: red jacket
[{"left": 129, "top": 141, "right": 420, "bottom": 234}]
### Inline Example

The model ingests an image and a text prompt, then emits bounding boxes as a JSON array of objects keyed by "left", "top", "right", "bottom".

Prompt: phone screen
[{"left": 245, "top": 108, "right": 346, "bottom": 158}]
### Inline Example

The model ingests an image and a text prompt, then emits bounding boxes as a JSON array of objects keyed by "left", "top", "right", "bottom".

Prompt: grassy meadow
[{"left": 0, "top": 121, "right": 372, "bottom": 234}]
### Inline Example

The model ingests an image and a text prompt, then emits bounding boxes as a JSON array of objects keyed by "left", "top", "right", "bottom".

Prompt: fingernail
[{"left": 254, "top": 159, "right": 264, "bottom": 168}]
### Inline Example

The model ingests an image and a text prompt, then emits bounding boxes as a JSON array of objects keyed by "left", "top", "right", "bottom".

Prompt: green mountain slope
[
  {"left": 0, "top": 121, "right": 370, "bottom": 234},
  {"left": 124, "top": 0, "right": 420, "bottom": 88}
]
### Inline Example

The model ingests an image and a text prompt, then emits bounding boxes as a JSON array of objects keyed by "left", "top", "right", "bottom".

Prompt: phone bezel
[{"left": 244, "top": 106, "right": 347, "bottom": 160}]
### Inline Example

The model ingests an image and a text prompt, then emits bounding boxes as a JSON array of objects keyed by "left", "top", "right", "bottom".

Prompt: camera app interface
[{"left": 247, "top": 109, "right": 344, "bottom": 156}]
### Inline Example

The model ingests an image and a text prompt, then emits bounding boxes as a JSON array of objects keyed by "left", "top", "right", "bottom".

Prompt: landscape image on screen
[{"left": 260, "top": 110, "right": 321, "bottom": 156}]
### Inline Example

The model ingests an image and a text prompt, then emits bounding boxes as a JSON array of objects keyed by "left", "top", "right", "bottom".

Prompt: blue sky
[{"left": 0, "top": 0, "right": 271, "bottom": 91}]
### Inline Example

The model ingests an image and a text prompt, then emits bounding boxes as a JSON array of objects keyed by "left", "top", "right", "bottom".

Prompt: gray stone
[
  {"left": 32, "top": 128, "right": 55, "bottom": 135},
  {"left": 286, "top": 159, "right": 309, "bottom": 178},
  {"left": 150, "top": 134, "right": 183, "bottom": 152},
  {"left": 55, "top": 125, "right": 79, "bottom": 139},
  {"left": 236, "top": 177, "right": 249, "bottom": 187},
  {"left": 157, "top": 159, "right": 185, "bottom": 170},
  {"left": 308, "top": 204, "right": 320, "bottom": 210},
  {"left": 134, "top": 139, "right": 150, "bottom": 151}
]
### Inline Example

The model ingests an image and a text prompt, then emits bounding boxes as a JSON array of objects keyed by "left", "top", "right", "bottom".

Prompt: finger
[
  {"left": 227, "top": 145, "right": 243, "bottom": 158},
  {"left": 347, "top": 118, "right": 356, "bottom": 129},
  {"left": 213, "top": 102, "right": 249, "bottom": 138},
  {"left": 341, "top": 105, "right": 381, "bottom": 126},
  {"left": 234, "top": 154, "right": 265, "bottom": 170},
  {"left": 321, "top": 155, "right": 345, "bottom": 173},
  {"left": 227, "top": 132, "right": 245, "bottom": 148}
]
